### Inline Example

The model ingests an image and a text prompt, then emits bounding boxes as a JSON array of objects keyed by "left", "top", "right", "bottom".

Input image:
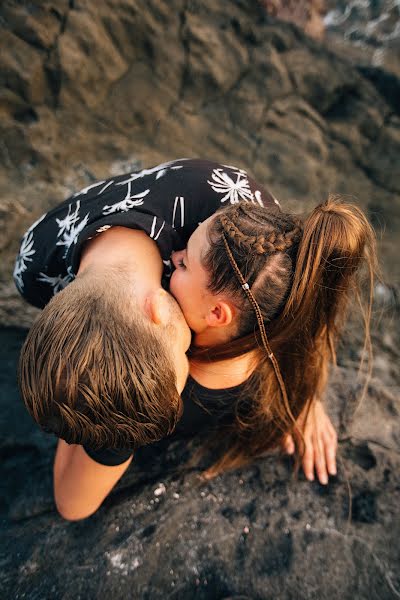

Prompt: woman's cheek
[
  {"left": 170, "top": 275, "right": 200, "bottom": 331},
  {"left": 169, "top": 271, "right": 182, "bottom": 301}
]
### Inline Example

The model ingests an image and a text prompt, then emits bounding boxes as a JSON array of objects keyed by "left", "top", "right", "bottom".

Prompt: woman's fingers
[
  {"left": 288, "top": 401, "right": 339, "bottom": 485},
  {"left": 314, "top": 434, "right": 328, "bottom": 485},
  {"left": 325, "top": 429, "right": 338, "bottom": 476},
  {"left": 302, "top": 439, "right": 315, "bottom": 481},
  {"left": 310, "top": 429, "right": 337, "bottom": 484},
  {"left": 302, "top": 434, "right": 329, "bottom": 485},
  {"left": 283, "top": 433, "right": 295, "bottom": 455}
]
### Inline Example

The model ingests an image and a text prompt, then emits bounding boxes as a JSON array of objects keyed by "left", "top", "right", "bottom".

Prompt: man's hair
[{"left": 18, "top": 266, "right": 182, "bottom": 450}]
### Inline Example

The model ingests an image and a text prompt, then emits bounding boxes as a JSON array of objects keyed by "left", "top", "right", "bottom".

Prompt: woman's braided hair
[
  {"left": 201, "top": 201, "right": 304, "bottom": 338},
  {"left": 218, "top": 202, "right": 304, "bottom": 424},
  {"left": 220, "top": 203, "right": 303, "bottom": 254}
]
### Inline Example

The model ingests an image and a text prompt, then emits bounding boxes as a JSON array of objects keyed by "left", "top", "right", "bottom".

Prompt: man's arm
[{"left": 53, "top": 439, "right": 133, "bottom": 521}]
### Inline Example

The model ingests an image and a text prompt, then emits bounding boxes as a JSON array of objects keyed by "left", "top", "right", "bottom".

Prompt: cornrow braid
[
  {"left": 220, "top": 211, "right": 303, "bottom": 255},
  {"left": 221, "top": 231, "right": 298, "bottom": 429}
]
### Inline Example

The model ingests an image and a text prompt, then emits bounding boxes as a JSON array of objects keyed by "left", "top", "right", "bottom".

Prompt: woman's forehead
[{"left": 190, "top": 216, "right": 214, "bottom": 255}]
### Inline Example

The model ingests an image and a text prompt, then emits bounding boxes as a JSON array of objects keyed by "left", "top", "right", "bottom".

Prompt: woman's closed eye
[
  {"left": 177, "top": 258, "right": 187, "bottom": 269},
  {"left": 171, "top": 249, "right": 188, "bottom": 270}
]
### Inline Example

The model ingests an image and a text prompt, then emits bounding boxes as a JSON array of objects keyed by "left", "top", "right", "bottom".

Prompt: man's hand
[{"left": 281, "top": 400, "right": 337, "bottom": 485}]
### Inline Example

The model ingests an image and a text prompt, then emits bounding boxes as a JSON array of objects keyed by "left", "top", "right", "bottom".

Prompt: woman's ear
[
  {"left": 205, "top": 300, "right": 235, "bottom": 328},
  {"left": 144, "top": 289, "right": 170, "bottom": 325}
]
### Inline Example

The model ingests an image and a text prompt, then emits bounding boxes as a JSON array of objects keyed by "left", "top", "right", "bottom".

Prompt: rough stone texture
[
  {"left": 1, "top": 1, "right": 400, "bottom": 598},
  {"left": 1, "top": 328, "right": 400, "bottom": 599},
  {"left": 260, "top": 0, "right": 327, "bottom": 39},
  {"left": 1, "top": 0, "right": 399, "bottom": 329},
  {"left": 325, "top": 0, "right": 400, "bottom": 78}
]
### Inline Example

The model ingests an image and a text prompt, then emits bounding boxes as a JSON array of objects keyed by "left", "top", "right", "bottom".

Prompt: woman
[{"left": 169, "top": 197, "right": 378, "bottom": 481}]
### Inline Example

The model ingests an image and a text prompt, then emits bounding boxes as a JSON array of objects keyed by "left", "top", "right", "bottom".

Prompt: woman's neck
[{"left": 188, "top": 351, "right": 258, "bottom": 390}]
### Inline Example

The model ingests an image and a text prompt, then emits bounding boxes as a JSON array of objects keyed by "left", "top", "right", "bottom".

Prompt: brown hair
[
  {"left": 190, "top": 197, "right": 379, "bottom": 479},
  {"left": 18, "top": 266, "right": 182, "bottom": 450}
]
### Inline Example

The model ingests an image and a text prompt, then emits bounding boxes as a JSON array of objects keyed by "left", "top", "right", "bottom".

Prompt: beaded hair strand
[{"left": 221, "top": 230, "right": 299, "bottom": 429}]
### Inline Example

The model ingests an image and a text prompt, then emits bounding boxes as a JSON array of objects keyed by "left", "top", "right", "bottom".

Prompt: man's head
[{"left": 19, "top": 263, "right": 191, "bottom": 450}]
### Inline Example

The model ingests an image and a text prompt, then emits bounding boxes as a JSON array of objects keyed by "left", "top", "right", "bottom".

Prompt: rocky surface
[
  {"left": 1, "top": 0, "right": 400, "bottom": 328},
  {"left": 1, "top": 327, "right": 400, "bottom": 599},
  {"left": 325, "top": 0, "right": 400, "bottom": 78},
  {"left": 1, "top": 1, "right": 400, "bottom": 598},
  {"left": 260, "top": 0, "right": 327, "bottom": 39}
]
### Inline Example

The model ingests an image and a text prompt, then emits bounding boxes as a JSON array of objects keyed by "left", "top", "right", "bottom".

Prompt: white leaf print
[
  {"left": 102, "top": 183, "right": 150, "bottom": 215},
  {"left": 149, "top": 216, "right": 165, "bottom": 241},
  {"left": 96, "top": 225, "right": 112, "bottom": 233},
  {"left": 172, "top": 196, "right": 185, "bottom": 227},
  {"left": 116, "top": 159, "right": 188, "bottom": 187},
  {"left": 153, "top": 221, "right": 165, "bottom": 241},
  {"left": 26, "top": 213, "right": 47, "bottom": 234},
  {"left": 163, "top": 259, "right": 172, "bottom": 277},
  {"left": 37, "top": 266, "right": 75, "bottom": 295},
  {"left": 254, "top": 190, "right": 264, "bottom": 206},
  {"left": 13, "top": 213, "right": 47, "bottom": 292},
  {"left": 56, "top": 200, "right": 89, "bottom": 258},
  {"left": 56, "top": 202, "right": 81, "bottom": 237},
  {"left": 73, "top": 180, "right": 106, "bottom": 197},
  {"left": 97, "top": 181, "right": 114, "bottom": 195},
  {"left": 207, "top": 168, "right": 255, "bottom": 204},
  {"left": 13, "top": 231, "right": 36, "bottom": 292}
]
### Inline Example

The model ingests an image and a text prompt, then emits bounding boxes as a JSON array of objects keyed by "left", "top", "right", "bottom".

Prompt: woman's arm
[{"left": 53, "top": 440, "right": 133, "bottom": 521}]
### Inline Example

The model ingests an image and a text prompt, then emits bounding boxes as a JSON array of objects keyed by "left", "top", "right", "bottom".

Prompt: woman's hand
[{"left": 282, "top": 400, "right": 338, "bottom": 485}]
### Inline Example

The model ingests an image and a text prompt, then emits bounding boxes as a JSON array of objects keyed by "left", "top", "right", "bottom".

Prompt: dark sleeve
[{"left": 82, "top": 445, "right": 133, "bottom": 466}]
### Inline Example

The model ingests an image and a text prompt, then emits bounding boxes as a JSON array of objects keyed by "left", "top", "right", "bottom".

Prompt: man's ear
[
  {"left": 144, "top": 289, "right": 170, "bottom": 325},
  {"left": 205, "top": 300, "right": 235, "bottom": 328}
]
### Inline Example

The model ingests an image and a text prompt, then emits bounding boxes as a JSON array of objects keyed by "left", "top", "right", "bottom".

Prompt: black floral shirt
[
  {"left": 14, "top": 158, "right": 279, "bottom": 308},
  {"left": 14, "top": 158, "right": 280, "bottom": 465}
]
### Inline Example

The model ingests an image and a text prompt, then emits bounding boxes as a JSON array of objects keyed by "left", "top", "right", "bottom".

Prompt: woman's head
[
  {"left": 170, "top": 202, "right": 303, "bottom": 342},
  {"left": 19, "top": 265, "right": 191, "bottom": 450}
]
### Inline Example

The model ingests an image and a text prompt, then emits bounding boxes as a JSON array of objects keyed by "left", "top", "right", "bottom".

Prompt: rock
[
  {"left": 0, "top": 29, "right": 49, "bottom": 105},
  {"left": 0, "top": 2, "right": 400, "bottom": 598},
  {"left": 0, "top": 0, "right": 399, "bottom": 328},
  {"left": 324, "top": 0, "right": 400, "bottom": 78},
  {"left": 57, "top": 9, "right": 129, "bottom": 109},
  {"left": 0, "top": 1, "right": 64, "bottom": 51},
  {"left": 1, "top": 328, "right": 400, "bottom": 599},
  {"left": 260, "top": 0, "right": 327, "bottom": 39}
]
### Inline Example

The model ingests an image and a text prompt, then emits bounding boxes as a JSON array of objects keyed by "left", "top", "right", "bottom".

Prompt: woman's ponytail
[{"left": 284, "top": 194, "right": 378, "bottom": 371}]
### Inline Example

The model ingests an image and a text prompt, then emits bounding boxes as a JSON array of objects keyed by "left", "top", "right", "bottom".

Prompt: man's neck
[{"left": 77, "top": 226, "right": 163, "bottom": 300}]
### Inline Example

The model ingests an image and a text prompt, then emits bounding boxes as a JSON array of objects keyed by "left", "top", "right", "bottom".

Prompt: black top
[
  {"left": 83, "top": 375, "right": 248, "bottom": 466},
  {"left": 14, "top": 158, "right": 279, "bottom": 465}
]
